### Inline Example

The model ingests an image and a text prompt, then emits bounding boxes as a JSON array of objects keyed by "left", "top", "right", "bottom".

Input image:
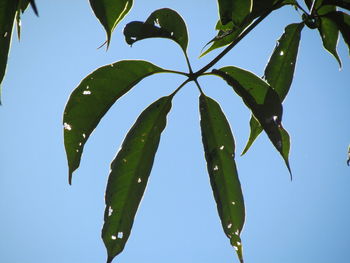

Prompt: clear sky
[{"left": 0, "top": 1, "right": 349, "bottom": 263}]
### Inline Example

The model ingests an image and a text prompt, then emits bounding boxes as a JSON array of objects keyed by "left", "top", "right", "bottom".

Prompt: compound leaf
[
  {"left": 199, "top": 94, "right": 245, "bottom": 263},
  {"left": 124, "top": 8, "right": 188, "bottom": 53},
  {"left": 242, "top": 22, "right": 304, "bottom": 155},
  {"left": 102, "top": 96, "right": 173, "bottom": 263},
  {"left": 63, "top": 60, "right": 168, "bottom": 184},
  {"left": 89, "top": 0, "right": 133, "bottom": 47},
  {"left": 212, "top": 67, "right": 291, "bottom": 176}
]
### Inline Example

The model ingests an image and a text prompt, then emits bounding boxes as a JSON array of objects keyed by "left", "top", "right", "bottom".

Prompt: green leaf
[
  {"left": 201, "top": 0, "right": 295, "bottom": 56},
  {"left": 89, "top": 0, "right": 133, "bottom": 47},
  {"left": 0, "top": 0, "right": 18, "bottom": 98},
  {"left": 123, "top": 8, "right": 188, "bottom": 53},
  {"left": 217, "top": 0, "right": 252, "bottom": 25},
  {"left": 63, "top": 60, "right": 168, "bottom": 184},
  {"left": 319, "top": 0, "right": 350, "bottom": 11},
  {"left": 212, "top": 67, "right": 292, "bottom": 176},
  {"left": 102, "top": 95, "right": 173, "bottom": 263},
  {"left": 317, "top": 5, "right": 342, "bottom": 67},
  {"left": 199, "top": 94, "right": 245, "bottom": 263},
  {"left": 242, "top": 23, "right": 304, "bottom": 155},
  {"left": 325, "top": 11, "right": 350, "bottom": 55}
]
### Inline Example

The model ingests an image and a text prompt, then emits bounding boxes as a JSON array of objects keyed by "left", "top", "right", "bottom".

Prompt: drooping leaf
[
  {"left": 89, "top": 0, "right": 133, "bottom": 47},
  {"left": 317, "top": 5, "right": 342, "bottom": 67},
  {"left": 212, "top": 67, "right": 292, "bottom": 175},
  {"left": 63, "top": 60, "right": 169, "bottom": 184},
  {"left": 242, "top": 23, "right": 304, "bottom": 155},
  {"left": 123, "top": 8, "right": 188, "bottom": 53},
  {"left": 102, "top": 96, "right": 173, "bottom": 263},
  {"left": 217, "top": 0, "right": 252, "bottom": 25},
  {"left": 0, "top": 0, "right": 18, "bottom": 98},
  {"left": 325, "top": 11, "right": 350, "bottom": 55},
  {"left": 199, "top": 94, "right": 245, "bottom": 263}
]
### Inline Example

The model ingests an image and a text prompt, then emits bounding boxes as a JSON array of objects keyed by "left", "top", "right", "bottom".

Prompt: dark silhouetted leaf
[
  {"left": 199, "top": 94, "right": 245, "bottom": 263},
  {"left": 124, "top": 8, "right": 188, "bottom": 53},
  {"left": 317, "top": 5, "right": 342, "bottom": 67},
  {"left": 0, "top": 0, "right": 18, "bottom": 98},
  {"left": 325, "top": 11, "right": 350, "bottom": 55},
  {"left": 102, "top": 96, "right": 173, "bottom": 263},
  {"left": 212, "top": 67, "right": 291, "bottom": 176},
  {"left": 63, "top": 60, "right": 169, "bottom": 184},
  {"left": 89, "top": 0, "right": 133, "bottom": 47},
  {"left": 322, "top": 0, "right": 350, "bottom": 11},
  {"left": 217, "top": 0, "right": 252, "bottom": 25},
  {"left": 347, "top": 145, "right": 350, "bottom": 166},
  {"left": 242, "top": 23, "right": 304, "bottom": 155}
]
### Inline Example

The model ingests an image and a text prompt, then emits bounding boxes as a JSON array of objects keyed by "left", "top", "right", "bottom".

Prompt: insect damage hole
[{"left": 118, "top": 232, "right": 124, "bottom": 239}]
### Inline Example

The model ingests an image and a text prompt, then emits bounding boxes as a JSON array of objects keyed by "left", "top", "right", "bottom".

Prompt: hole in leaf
[
  {"left": 64, "top": 123, "right": 72, "bottom": 131},
  {"left": 213, "top": 165, "right": 219, "bottom": 171},
  {"left": 83, "top": 90, "right": 91, "bottom": 95},
  {"left": 118, "top": 232, "right": 123, "bottom": 239},
  {"left": 111, "top": 235, "right": 117, "bottom": 240},
  {"left": 108, "top": 206, "right": 113, "bottom": 216}
]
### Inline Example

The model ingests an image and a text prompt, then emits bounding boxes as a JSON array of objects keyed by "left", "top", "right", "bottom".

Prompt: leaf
[
  {"left": 0, "top": 0, "right": 18, "bottom": 98},
  {"left": 201, "top": 0, "right": 295, "bottom": 56},
  {"left": 102, "top": 95, "right": 173, "bottom": 263},
  {"left": 347, "top": 145, "right": 350, "bottom": 166},
  {"left": 242, "top": 23, "right": 304, "bottom": 155},
  {"left": 325, "top": 11, "right": 350, "bottom": 55},
  {"left": 212, "top": 67, "right": 292, "bottom": 176},
  {"left": 199, "top": 94, "right": 245, "bottom": 263},
  {"left": 317, "top": 5, "right": 342, "bottom": 67},
  {"left": 217, "top": 0, "right": 252, "bottom": 25},
  {"left": 319, "top": 0, "right": 350, "bottom": 11},
  {"left": 89, "top": 0, "right": 133, "bottom": 47},
  {"left": 63, "top": 60, "right": 169, "bottom": 184},
  {"left": 123, "top": 8, "right": 188, "bottom": 53}
]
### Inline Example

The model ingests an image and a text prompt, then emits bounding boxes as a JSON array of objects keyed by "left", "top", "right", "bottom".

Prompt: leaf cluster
[{"left": 1, "top": 1, "right": 349, "bottom": 263}]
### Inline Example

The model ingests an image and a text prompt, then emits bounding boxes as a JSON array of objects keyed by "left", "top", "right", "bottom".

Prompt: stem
[
  {"left": 193, "top": 0, "right": 284, "bottom": 77},
  {"left": 295, "top": 1, "right": 309, "bottom": 15},
  {"left": 164, "top": 69, "right": 190, "bottom": 77},
  {"left": 170, "top": 78, "right": 191, "bottom": 97},
  {"left": 184, "top": 51, "right": 194, "bottom": 74},
  {"left": 194, "top": 79, "right": 204, "bottom": 95}
]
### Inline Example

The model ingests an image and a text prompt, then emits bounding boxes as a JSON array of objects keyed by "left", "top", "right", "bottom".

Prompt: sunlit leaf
[
  {"left": 199, "top": 94, "right": 245, "bottom": 263},
  {"left": 63, "top": 60, "right": 169, "bottom": 184},
  {"left": 89, "top": 0, "right": 133, "bottom": 47},
  {"left": 102, "top": 96, "right": 173, "bottom": 263},
  {"left": 242, "top": 23, "right": 304, "bottom": 155},
  {"left": 0, "top": 0, "right": 18, "bottom": 99},
  {"left": 212, "top": 67, "right": 292, "bottom": 175},
  {"left": 124, "top": 8, "right": 188, "bottom": 53},
  {"left": 201, "top": 0, "right": 295, "bottom": 56},
  {"left": 325, "top": 11, "right": 350, "bottom": 55},
  {"left": 317, "top": 5, "right": 342, "bottom": 67},
  {"left": 217, "top": 0, "right": 252, "bottom": 25}
]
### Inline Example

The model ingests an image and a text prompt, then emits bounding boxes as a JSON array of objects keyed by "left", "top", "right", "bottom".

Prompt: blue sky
[{"left": 0, "top": 1, "right": 349, "bottom": 263}]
